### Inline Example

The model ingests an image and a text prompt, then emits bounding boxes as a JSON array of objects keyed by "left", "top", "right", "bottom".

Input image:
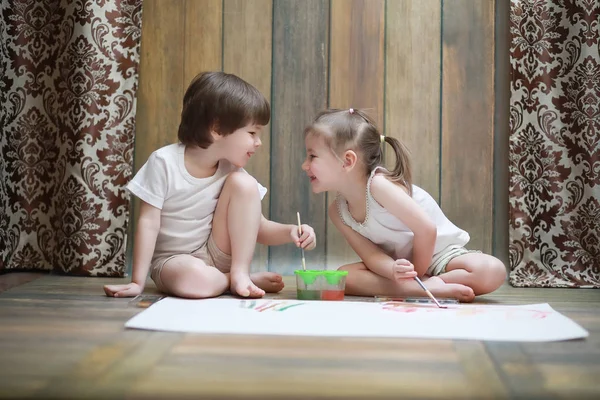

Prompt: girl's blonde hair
[{"left": 304, "top": 108, "right": 413, "bottom": 195}]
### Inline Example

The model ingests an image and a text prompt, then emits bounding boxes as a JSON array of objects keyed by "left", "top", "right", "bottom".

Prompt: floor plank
[
  {"left": 0, "top": 272, "right": 44, "bottom": 293},
  {"left": 0, "top": 275, "right": 598, "bottom": 399}
]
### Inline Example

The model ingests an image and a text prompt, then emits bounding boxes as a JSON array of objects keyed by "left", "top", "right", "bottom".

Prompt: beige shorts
[
  {"left": 426, "top": 245, "right": 482, "bottom": 276},
  {"left": 149, "top": 234, "right": 232, "bottom": 293}
]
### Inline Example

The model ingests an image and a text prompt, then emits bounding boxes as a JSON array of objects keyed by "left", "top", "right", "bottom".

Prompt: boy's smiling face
[
  {"left": 302, "top": 133, "right": 343, "bottom": 193},
  {"left": 218, "top": 122, "right": 263, "bottom": 168}
]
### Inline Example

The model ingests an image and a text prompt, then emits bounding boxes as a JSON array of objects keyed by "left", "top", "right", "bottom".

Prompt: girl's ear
[{"left": 342, "top": 150, "right": 358, "bottom": 170}]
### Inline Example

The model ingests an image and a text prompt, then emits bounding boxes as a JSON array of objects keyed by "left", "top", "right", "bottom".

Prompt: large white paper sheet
[{"left": 125, "top": 298, "right": 589, "bottom": 342}]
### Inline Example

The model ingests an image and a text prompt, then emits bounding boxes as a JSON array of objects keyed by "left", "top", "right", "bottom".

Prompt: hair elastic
[{"left": 380, "top": 135, "right": 385, "bottom": 144}]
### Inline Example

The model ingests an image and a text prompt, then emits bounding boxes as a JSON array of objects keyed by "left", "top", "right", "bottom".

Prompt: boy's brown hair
[{"left": 178, "top": 71, "right": 270, "bottom": 148}]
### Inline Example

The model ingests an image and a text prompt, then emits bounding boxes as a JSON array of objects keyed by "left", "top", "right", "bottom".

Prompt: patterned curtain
[
  {"left": 0, "top": 1, "right": 143, "bottom": 276},
  {"left": 509, "top": 0, "right": 600, "bottom": 288}
]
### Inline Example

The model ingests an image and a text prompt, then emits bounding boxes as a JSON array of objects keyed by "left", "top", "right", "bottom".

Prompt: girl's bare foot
[
  {"left": 422, "top": 276, "right": 475, "bottom": 302},
  {"left": 250, "top": 272, "right": 285, "bottom": 293},
  {"left": 230, "top": 273, "right": 265, "bottom": 298}
]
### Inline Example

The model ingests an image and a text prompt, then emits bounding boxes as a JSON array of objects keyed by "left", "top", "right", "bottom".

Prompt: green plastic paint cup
[{"left": 294, "top": 270, "right": 348, "bottom": 301}]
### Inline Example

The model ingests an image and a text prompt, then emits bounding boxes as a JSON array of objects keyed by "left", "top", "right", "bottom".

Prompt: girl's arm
[
  {"left": 257, "top": 215, "right": 316, "bottom": 249},
  {"left": 103, "top": 200, "right": 161, "bottom": 297},
  {"left": 329, "top": 202, "right": 398, "bottom": 280},
  {"left": 369, "top": 175, "right": 437, "bottom": 277}
]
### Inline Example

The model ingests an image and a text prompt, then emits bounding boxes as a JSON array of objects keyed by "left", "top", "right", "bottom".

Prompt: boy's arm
[
  {"left": 256, "top": 215, "right": 296, "bottom": 246},
  {"left": 256, "top": 215, "right": 316, "bottom": 249},
  {"left": 369, "top": 175, "right": 437, "bottom": 277},
  {"left": 130, "top": 201, "right": 162, "bottom": 288},
  {"left": 103, "top": 200, "right": 161, "bottom": 297},
  {"left": 329, "top": 202, "right": 397, "bottom": 279}
]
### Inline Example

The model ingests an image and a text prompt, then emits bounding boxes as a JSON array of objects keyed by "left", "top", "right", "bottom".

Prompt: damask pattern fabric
[
  {"left": 509, "top": 0, "right": 600, "bottom": 287},
  {"left": 0, "top": 1, "right": 143, "bottom": 276}
]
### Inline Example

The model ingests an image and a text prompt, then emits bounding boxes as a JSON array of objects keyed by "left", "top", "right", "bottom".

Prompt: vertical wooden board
[
  {"left": 385, "top": 0, "right": 441, "bottom": 202},
  {"left": 493, "top": 0, "right": 510, "bottom": 264},
  {"left": 183, "top": 0, "right": 222, "bottom": 86},
  {"left": 131, "top": 1, "right": 186, "bottom": 274},
  {"left": 135, "top": 0, "right": 185, "bottom": 171},
  {"left": 223, "top": 0, "right": 273, "bottom": 272},
  {"left": 329, "top": 0, "right": 385, "bottom": 125},
  {"left": 327, "top": 0, "right": 385, "bottom": 268},
  {"left": 441, "top": 0, "right": 494, "bottom": 254},
  {"left": 270, "top": 0, "right": 329, "bottom": 274}
]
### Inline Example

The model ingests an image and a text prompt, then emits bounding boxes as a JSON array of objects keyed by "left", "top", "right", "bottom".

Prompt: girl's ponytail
[{"left": 383, "top": 136, "right": 413, "bottom": 196}]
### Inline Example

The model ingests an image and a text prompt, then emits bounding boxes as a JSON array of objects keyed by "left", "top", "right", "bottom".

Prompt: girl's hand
[
  {"left": 103, "top": 282, "right": 143, "bottom": 298},
  {"left": 290, "top": 224, "right": 317, "bottom": 250},
  {"left": 392, "top": 259, "right": 417, "bottom": 281}
]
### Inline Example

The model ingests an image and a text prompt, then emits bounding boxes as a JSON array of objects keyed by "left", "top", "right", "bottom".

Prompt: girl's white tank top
[{"left": 335, "top": 166, "right": 470, "bottom": 260}]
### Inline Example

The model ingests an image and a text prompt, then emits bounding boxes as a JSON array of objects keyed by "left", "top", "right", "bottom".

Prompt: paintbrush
[
  {"left": 296, "top": 212, "right": 306, "bottom": 270},
  {"left": 374, "top": 296, "right": 459, "bottom": 305},
  {"left": 413, "top": 276, "right": 447, "bottom": 309}
]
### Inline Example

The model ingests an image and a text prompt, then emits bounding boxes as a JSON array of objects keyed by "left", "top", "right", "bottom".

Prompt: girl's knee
[
  {"left": 338, "top": 262, "right": 366, "bottom": 272},
  {"left": 481, "top": 257, "right": 507, "bottom": 293},
  {"left": 490, "top": 258, "right": 507, "bottom": 283}
]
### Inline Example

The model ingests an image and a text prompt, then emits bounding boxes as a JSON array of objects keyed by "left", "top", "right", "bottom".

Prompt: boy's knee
[
  {"left": 175, "top": 287, "right": 217, "bottom": 299},
  {"left": 173, "top": 278, "right": 221, "bottom": 299},
  {"left": 226, "top": 171, "right": 260, "bottom": 196}
]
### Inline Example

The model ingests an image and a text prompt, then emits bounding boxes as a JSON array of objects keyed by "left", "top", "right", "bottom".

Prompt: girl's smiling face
[{"left": 301, "top": 133, "right": 343, "bottom": 193}]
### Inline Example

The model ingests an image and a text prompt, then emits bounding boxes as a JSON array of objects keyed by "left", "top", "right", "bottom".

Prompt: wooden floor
[{"left": 1, "top": 273, "right": 599, "bottom": 400}]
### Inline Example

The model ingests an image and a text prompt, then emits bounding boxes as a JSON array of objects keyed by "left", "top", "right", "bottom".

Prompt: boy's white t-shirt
[{"left": 127, "top": 143, "right": 267, "bottom": 260}]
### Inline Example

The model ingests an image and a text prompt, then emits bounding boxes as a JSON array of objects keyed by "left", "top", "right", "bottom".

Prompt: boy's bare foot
[
  {"left": 230, "top": 273, "right": 265, "bottom": 298},
  {"left": 250, "top": 272, "right": 285, "bottom": 293},
  {"left": 422, "top": 276, "right": 475, "bottom": 302}
]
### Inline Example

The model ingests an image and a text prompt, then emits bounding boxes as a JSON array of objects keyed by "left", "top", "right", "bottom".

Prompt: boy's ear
[
  {"left": 342, "top": 150, "right": 358, "bottom": 170},
  {"left": 210, "top": 122, "right": 222, "bottom": 141}
]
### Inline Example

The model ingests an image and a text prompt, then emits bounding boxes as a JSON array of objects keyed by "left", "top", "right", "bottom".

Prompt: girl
[
  {"left": 301, "top": 108, "right": 506, "bottom": 302},
  {"left": 104, "top": 72, "right": 316, "bottom": 299}
]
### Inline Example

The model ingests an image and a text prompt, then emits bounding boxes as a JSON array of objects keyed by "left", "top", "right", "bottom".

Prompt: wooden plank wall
[
  {"left": 134, "top": 0, "right": 497, "bottom": 275},
  {"left": 441, "top": 0, "right": 495, "bottom": 262},
  {"left": 270, "top": 0, "right": 329, "bottom": 272},
  {"left": 222, "top": 0, "right": 273, "bottom": 273},
  {"left": 326, "top": 0, "right": 385, "bottom": 269}
]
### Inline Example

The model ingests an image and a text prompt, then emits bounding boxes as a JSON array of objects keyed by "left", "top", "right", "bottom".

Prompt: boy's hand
[
  {"left": 103, "top": 282, "right": 143, "bottom": 298},
  {"left": 291, "top": 224, "right": 317, "bottom": 250}
]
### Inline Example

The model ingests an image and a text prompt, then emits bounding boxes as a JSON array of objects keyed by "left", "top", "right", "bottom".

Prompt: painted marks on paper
[
  {"left": 381, "top": 302, "right": 551, "bottom": 320},
  {"left": 239, "top": 300, "right": 306, "bottom": 312}
]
